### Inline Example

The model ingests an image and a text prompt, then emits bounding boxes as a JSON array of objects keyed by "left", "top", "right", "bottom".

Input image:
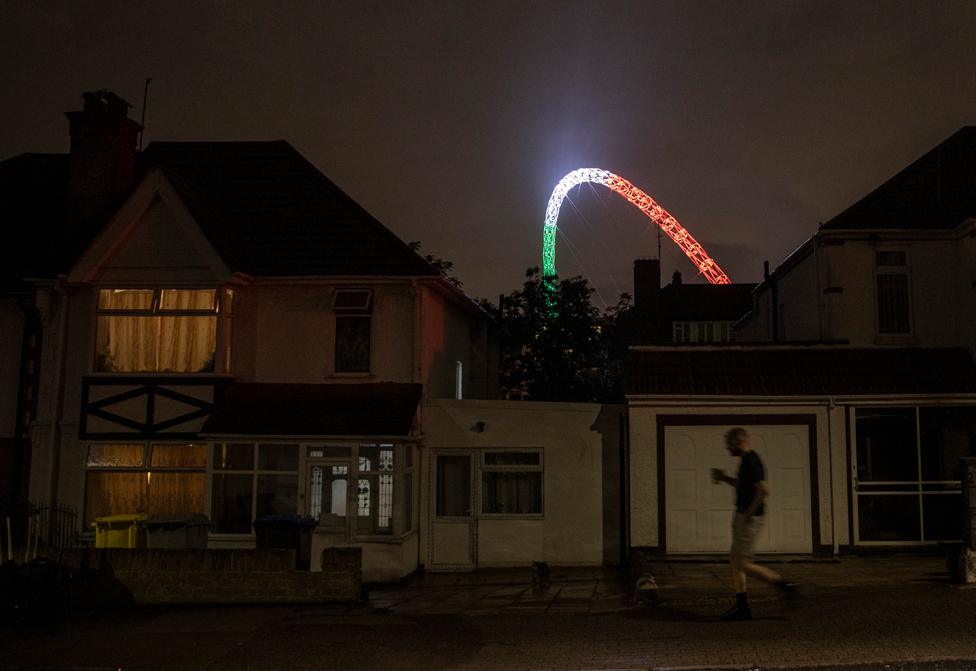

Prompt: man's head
[{"left": 725, "top": 427, "right": 750, "bottom": 456}]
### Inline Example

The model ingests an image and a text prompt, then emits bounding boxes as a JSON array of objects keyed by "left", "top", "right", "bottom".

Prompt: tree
[
  {"left": 408, "top": 241, "right": 463, "bottom": 288},
  {"left": 490, "top": 267, "right": 629, "bottom": 402}
]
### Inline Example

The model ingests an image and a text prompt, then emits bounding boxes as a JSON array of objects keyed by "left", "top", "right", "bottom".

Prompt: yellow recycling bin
[{"left": 92, "top": 513, "right": 148, "bottom": 549}]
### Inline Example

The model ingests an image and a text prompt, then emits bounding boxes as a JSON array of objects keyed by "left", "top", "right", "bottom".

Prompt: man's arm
[
  {"left": 713, "top": 469, "right": 738, "bottom": 487},
  {"left": 744, "top": 480, "right": 769, "bottom": 517}
]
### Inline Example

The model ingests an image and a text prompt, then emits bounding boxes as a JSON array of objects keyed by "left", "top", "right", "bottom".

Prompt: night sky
[{"left": 2, "top": 1, "right": 974, "bottom": 306}]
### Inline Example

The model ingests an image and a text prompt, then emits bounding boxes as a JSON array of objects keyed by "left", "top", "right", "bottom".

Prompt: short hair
[{"left": 725, "top": 427, "right": 748, "bottom": 446}]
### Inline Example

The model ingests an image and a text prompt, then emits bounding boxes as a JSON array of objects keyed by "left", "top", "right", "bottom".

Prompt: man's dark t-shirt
[{"left": 735, "top": 451, "right": 766, "bottom": 516}]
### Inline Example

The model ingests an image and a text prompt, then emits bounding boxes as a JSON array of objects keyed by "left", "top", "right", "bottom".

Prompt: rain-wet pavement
[{"left": 1, "top": 554, "right": 974, "bottom": 670}]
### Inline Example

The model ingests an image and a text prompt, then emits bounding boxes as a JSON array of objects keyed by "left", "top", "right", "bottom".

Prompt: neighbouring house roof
[
  {"left": 141, "top": 141, "right": 439, "bottom": 277},
  {"left": 0, "top": 153, "right": 69, "bottom": 290},
  {"left": 200, "top": 382, "right": 423, "bottom": 436},
  {"left": 660, "top": 282, "right": 757, "bottom": 322},
  {"left": 627, "top": 346, "right": 976, "bottom": 397},
  {"left": 820, "top": 126, "right": 976, "bottom": 231}
]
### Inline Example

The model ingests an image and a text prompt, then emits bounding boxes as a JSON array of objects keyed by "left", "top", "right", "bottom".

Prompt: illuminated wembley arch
[{"left": 542, "top": 168, "right": 731, "bottom": 284}]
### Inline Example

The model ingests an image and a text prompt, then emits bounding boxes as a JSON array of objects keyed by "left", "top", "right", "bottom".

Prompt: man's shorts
[{"left": 731, "top": 511, "right": 763, "bottom": 560}]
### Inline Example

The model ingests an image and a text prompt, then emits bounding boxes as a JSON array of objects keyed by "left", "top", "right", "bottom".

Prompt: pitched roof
[
  {"left": 142, "top": 141, "right": 439, "bottom": 277},
  {"left": 821, "top": 126, "right": 976, "bottom": 231},
  {"left": 201, "top": 382, "right": 422, "bottom": 436},
  {"left": 0, "top": 153, "right": 69, "bottom": 289},
  {"left": 628, "top": 346, "right": 976, "bottom": 397}
]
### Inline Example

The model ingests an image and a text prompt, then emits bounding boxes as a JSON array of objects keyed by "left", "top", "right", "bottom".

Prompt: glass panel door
[
  {"left": 430, "top": 452, "right": 476, "bottom": 570},
  {"left": 306, "top": 460, "right": 351, "bottom": 530}
]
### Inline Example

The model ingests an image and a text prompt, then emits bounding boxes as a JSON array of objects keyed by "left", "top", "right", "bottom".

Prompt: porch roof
[
  {"left": 200, "top": 382, "right": 422, "bottom": 437},
  {"left": 627, "top": 345, "right": 976, "bottom": 397}
]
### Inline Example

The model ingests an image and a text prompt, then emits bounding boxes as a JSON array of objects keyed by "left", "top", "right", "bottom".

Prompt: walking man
[{"left": 712, "top": 427, "right": 795, "bottom": 621}]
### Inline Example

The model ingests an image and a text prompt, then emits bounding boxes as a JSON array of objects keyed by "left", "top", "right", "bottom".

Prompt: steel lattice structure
[{"left": 542, "top": 168, "right": 731, "bottom": 284}]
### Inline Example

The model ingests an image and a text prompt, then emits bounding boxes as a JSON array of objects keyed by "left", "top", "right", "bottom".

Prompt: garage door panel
[
  {"left": 665, "top": 424, "right": 812, "bottom": 554},
  {"left": 670, "top": 435, "right": 697, "bottom": 467},
  {"left": 670, "top": 469, "right": 698, "bottom": 506},
  {"left": 705, "top": 509, "right": 732, "bottom": 548},
  {"left": 670, "top": 510, "right": 698, "bottom": 547},
  {"left": 778, "top": 468, "right": 805, "bottom": 503}
]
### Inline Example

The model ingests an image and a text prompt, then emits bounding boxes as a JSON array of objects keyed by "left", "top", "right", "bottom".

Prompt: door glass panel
[
  {"left": 309, "top": 464, "right": 349, "bottom": 526},
  {"left": 856, "top": 408, "right": 918, "bottom": 481},
  {"left": 436, "top": 455, "right": 471, "bottom": 517},
  {"left": 857, "top": 494, "right": 921, "bottom": 541},
  {"left": 920, "top": 407, "right": 976, "bottom": 481}
]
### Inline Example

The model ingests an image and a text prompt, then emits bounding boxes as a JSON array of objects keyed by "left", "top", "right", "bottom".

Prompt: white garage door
[{"left": 665, "top": 425, "right": 812, "bottom": 554}]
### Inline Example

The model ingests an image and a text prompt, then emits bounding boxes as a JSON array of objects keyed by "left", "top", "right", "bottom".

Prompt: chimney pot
[{"left": 65, "top": 89, "right": 142, "bottom": 236}]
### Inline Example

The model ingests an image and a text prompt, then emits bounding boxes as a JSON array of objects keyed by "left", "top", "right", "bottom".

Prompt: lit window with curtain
[
  {"left": 94, "top": 288, "right": 223, "bottom": 373},
  {"left": 481, "top": 450, "right": 543, "bottom": 515}
]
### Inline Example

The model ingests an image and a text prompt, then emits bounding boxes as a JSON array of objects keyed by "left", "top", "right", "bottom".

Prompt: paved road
[{"left": 1, "top": 580, "right": 974, "bottom": 670}]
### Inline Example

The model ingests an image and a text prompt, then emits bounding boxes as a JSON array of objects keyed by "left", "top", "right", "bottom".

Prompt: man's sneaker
[{"left": 719, "top": 604, "right": 752, "bottom": 621}]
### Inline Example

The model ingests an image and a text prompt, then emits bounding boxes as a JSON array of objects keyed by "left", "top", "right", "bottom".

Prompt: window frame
[
  {"left": 208, "top": 441, "right": 417, "bottom": 541},
  {"left": 210, "top": 442, "right": 301, "bottom": 535},
  {"left": 83, "top": 441, "right": 208, "bottom": 528},
  {"left": 479, "top": 448, "right": 544, "bottom": 519},
  {"left": 873, "top": 249, "right": 913, "bottom": 338},
  {"left": 332, "top": 288, "right": 373, "bottom": 376},
  {"left": 92, "top": 286, "right": 233, "bottom": 375},
  {"left": 851, "top": 404, "right": 974, "bottom": 545}
]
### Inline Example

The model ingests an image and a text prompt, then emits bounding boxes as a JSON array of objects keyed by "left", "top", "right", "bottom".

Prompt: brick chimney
[
  {"left": 633, "top": 258, "right": 661, "bottom": 313},
  {"left": 65, "top": 90, "right": 142, "bottom": 233}
]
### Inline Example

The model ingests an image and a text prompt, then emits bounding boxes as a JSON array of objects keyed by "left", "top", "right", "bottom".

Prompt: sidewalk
[
  {"left": 1, "top": 554, "right": 973, "bottom": 671},
  {"left": 365, "top": 554, "right": 952, "bottom": 616}
]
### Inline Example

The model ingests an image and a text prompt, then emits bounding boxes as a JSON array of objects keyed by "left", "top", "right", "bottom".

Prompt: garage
[{"left": 663, "top": 423, "right": 814, "bottom": 554}]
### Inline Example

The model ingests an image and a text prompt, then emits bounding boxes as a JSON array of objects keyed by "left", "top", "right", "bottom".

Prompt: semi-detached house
[
  {"left": 627, "top": 127, "right": 976, "bottom": 556},
  {"left": 1, "top": 91, "right": 624, "bottom": 583},
  {"left": 3, "top": 91, "right": 495, "bottom": 581}
]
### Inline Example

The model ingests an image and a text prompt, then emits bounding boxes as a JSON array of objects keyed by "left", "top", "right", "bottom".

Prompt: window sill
[
  {"left": 85, "top": 372, "right": 235, "bottom": 379},
  {"left": 326, "top": 372, "right": 376, "bottom": 379},
  {"left": 348, "top": 530, "right": 418, "bottom": 544},
  {"left": 478, "top": 514, "right": 545, "bottom": 520},
  {"left": 873, "top": 335, "right": 918, "bottom": 346}
]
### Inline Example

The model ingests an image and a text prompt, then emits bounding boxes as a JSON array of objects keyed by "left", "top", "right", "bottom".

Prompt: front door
[
  {"left": 429, "top": 452, "right": 476, "bottom": 570},
  {"left": 305, "top": 459, "right": 352, "bottom": 534}
]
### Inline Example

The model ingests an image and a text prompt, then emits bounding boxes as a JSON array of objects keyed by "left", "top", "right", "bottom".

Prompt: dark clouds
[{"left": 2, "top": 1, "right": 974, "bottom": 300}]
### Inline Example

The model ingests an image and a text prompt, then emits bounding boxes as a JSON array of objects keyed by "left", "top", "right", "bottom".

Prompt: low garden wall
[{"left": 61, "top": 547, "right": 361, "bottom": 605}]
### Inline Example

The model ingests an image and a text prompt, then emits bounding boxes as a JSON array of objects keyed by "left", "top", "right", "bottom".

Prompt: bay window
[{"left": 83, "top": 442, "right": 207, "bottom": 526}]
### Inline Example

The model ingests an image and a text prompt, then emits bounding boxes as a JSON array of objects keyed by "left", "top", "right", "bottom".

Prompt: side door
[{"left": 429, "top": 451, "right": 477, "bottom": 571}]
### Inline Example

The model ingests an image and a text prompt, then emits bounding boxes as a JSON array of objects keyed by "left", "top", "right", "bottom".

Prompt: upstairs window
[
  {"left": 875, "top": 251, "right": 911, "bottom": 335},
  {"left": 333, "top": 289, "right": 372, "bottom": 374},
  {"left": 95, "top": 288, "right": 221, "bottom": 373}
]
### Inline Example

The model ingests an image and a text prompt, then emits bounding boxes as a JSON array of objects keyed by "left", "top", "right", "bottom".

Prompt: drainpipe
[
  {"left": 764, "top": 261, "right": 779, "bottom": 342},
  {"left": 826, "top": 396, "right": 838, "bottom": 557},
  {"left": 46, "top": 281, "right": 70, "bottom": 512}
]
